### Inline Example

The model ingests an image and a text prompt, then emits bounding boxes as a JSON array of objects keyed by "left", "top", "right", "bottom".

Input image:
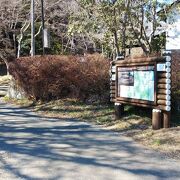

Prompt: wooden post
[
  {"left": 163, "top": 111, "right": 171, "bottom": 128},
  {"left": 152, "top": 109, "right": 162, "bottom": 130},
  {"left": 115, "top": 103, "right": 124, "bottom": 119}
]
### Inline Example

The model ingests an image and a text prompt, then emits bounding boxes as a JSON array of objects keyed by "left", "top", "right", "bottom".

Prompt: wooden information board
[
  {"left": 110, "top": 52, "right": 172, "bottom": 129},
  {"left": 117, "top": 65, "right": 156, "bottom": 105}
]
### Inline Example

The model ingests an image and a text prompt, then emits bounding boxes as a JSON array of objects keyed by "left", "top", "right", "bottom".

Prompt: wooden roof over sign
[{"left": 114, "top": 56, "right": 166, "bottom": 65}]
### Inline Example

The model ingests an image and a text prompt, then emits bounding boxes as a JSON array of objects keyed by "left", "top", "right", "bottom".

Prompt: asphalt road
[{"left": 0, "top": 101, "right": 180, "bottom": 180}]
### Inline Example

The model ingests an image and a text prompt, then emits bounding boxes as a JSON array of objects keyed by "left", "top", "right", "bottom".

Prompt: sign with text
[
  {"left": 117, "top": 66, "right": 155, "bottom": 102},
  {"left": 157, "top": 63, "right": 166, "bottom": 72},
  {"left": 110, "top": 56, "right": 171, "bottom": 111}
]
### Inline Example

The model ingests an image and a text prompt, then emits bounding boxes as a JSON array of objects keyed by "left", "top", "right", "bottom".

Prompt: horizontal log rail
[
  {"left": 157, "top": 84, "right": 171, "bottom": 89},
  {"left": 157, "top": 100, "right": 171, "bottom": 106},
  {"left": 158, "top": 89, "right": 171, "bottom": 95},
  {"left": 157, "top": 78, "right": 171, "bottom": 84},
  {"left": 115, "top": 57, "right": 166, "bottom": 65},
  {"left": 157, "top": 94, "right": 171, "bottom": 101}
]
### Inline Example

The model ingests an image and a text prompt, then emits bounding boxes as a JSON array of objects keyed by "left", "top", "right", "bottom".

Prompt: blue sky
[{"left": 158, "top": 0, "right": 176, "bottom": 4}]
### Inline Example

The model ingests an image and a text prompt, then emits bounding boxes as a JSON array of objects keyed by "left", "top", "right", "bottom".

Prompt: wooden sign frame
[
  {"left": 115, "top": 63, "right": 157, "bottom": 107},
  {"left": 110, "top": 54, "right": 172, "bottom": 129}
]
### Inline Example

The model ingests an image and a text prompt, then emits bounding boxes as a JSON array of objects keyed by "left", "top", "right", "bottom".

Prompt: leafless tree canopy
[{"left": 0, "top": 0, "right": 177, "bottom": 60}]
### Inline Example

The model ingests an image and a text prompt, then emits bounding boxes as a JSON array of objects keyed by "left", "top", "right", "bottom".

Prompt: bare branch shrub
[{"left": 9, "top": 54, "right": 110, "bottom": 102}]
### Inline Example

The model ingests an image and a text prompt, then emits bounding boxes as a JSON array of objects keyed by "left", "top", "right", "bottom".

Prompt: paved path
[{"left": 0, "top": 101, "right": 180, "bottom": 180}]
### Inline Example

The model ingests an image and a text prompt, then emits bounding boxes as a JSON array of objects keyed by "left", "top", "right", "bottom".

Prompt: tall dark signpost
[
  {"left": 31, "top": 0, "right": 35, "bottom": 56},
  {"left": 41, "top": 0, "right": 45, "bottom": 55}
]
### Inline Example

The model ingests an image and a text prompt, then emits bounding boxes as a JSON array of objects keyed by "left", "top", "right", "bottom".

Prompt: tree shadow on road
[{"left": 0, "top": 104, "right": 179, "bottom": 179}]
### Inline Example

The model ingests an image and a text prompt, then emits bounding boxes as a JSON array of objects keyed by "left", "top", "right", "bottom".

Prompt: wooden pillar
[
  {"left": 115, "top": 103, "right": 124, "bottom": 119},
  {"left": 163, "top": 111, "right": 171, "bottom": 128},
  {"left": 152, "top": 109, "right": 162, "bottom": 130}
]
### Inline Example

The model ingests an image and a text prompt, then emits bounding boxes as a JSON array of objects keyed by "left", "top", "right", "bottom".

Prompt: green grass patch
[{"left": 153, "top": 139, "right": 162, "bottom": 146}]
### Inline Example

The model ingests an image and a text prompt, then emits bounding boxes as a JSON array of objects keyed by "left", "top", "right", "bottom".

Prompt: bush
[
  {"left": 9, "top": 54, "right": 110, "bottom": 102},
  {"left": 171, "top": 51, "right": 180, "bottom": 113},
  {"left": 171, "top": 51, "right": 180, "bottom": 91}
]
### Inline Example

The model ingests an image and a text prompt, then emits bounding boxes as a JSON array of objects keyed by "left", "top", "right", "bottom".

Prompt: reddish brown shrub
[
  {"left": 171, "top": 50, "right": 180, "bottom": 91},
  {"left": 9, "top": 54, "right": 110, "bottom": 102},
  {"left": 171, "top": 51, "right": 180, "bottom": 112}
]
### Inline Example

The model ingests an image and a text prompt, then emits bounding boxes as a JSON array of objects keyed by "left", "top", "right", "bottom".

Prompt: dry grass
[
  {"left": 34, "top": 99, "right": 115, "bottom": 124},
  {"left": 130, "top": 128, "right": 180, "bottom": 159},
  {"left": 2, "top": 97, "right": 180, "bottom": 159},
  {"left": 3, "top": 96, "right": 34, "bottom": 107}
]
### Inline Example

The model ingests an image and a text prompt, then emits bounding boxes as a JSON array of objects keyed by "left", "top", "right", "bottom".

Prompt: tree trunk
[
  {"left": 7, "top": 77, "right": 25, "bottom": 99},
  {"left": 113, "top": 30, "right": 120, "bottom": 56}
]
